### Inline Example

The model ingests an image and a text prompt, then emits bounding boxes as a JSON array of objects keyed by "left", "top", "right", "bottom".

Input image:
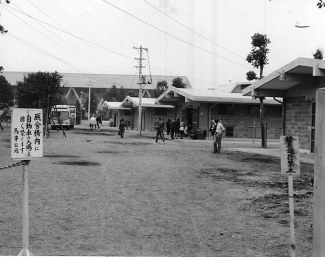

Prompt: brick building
[
  {"left": 156, "top": 84, "right": 282, "bottom": 139},
  {"left": 242, "top": 57, "right": 325, "bottom": 152}
]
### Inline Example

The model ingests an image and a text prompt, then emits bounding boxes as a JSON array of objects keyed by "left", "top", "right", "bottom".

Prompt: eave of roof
[
  {"left": 242, "top": 57, "right": 325, "bottom": 97},
  {"left": 121, "top": 96, "right": 174, "bottom": 108},
  {"left": 156, "top": 86, "right": 280, "bottom": 105}
]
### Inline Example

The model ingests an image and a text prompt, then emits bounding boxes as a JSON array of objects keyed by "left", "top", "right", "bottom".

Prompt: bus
[{"left": 50, "top": 105, "right": 76, "bottom": 129}]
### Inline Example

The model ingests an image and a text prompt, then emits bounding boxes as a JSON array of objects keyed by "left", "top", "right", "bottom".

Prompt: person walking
[
  {"left": 175, "top": 117, "right": 180, "bottom": 139},
  {"left": 119, "top": 118, "right": 127, "bottom": 138},
  {"left": 171, "top": 118, "right": 176, "bottom": 139},
  {"left": 214, "top": 118, "right": 225, "bottom": 154},
  {"left": 166, "top": 119, "right": 171, "bottom": 135},
  {"left": 154, "top": 117, "right": 165, "bottom": 144},
  {"left": 96, "top": 115, "right": 102, "bottom": 131},
  {"left": 89, "top": 114, "right": 96, "bottom": 131},
  {"left": 161, "top": 118, "right": 165, "bottom": 139},
  {"left": 209, "top": 119, "right": 216, "bottom": 139}
]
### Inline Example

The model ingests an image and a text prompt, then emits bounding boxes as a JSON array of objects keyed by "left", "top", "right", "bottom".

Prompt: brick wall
[
  {"left": 284, "top": 96, "right": 311, "bottom": 151},
  {"left": 209, "top": 103, "right": 282, "bottom": 139}
]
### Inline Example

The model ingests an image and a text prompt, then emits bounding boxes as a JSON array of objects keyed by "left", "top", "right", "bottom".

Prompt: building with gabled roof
[
  {"left": 99, "top": 97, "right": 174, "bottom": 130},
  {"left": 2, "top": 71, "right": 191, "bottom": 112},
  {"left": 156, "top": 85, "right": 282, "bottom": 139},
  {"left": 242, "top": 57, "right": 325, "bottom": 152}
]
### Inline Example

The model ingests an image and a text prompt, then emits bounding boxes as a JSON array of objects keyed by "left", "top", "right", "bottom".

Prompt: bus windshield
[{"left": 52, "top": 111, "right": 69, "bottom": 119}]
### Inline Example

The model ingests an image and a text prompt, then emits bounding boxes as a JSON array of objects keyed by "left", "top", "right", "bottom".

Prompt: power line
[
  {"left": 4, "top": 3, "right": 134, "bottom": 72},
  {"left": 142, "top": 0, "right": 245, "bottom": 61},
  {"left": 101, "top": 0, "right": 252, "bottom": 71},
  {"left": 4, "top": 3, "right": 134, "bottom": 61}
]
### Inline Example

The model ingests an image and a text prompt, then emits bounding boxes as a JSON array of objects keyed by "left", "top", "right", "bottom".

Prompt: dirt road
[{"left": 0, "top": 127, "right": 313, "bottom": 256}]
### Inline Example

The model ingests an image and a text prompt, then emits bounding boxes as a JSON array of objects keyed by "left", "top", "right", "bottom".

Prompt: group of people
[
  {"left": 89, "top": 114, "right": 102, "bottom": 131},
  {"left": 166, "top": 118, "right": 188, "bottom": 139},
  {"left": 209, "top": 118, "right": 225, "bottom": 154},
  {"left": 89, "top": 114, "right": 225, "bottom": 153},
  {"left": 154, "top": 117, "right": 190, "bottom": 143}
]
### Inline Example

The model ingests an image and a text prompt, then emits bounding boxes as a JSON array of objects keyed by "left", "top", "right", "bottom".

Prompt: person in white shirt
[{"left": 214, "top": 118, "right": 225, "bottom": 153}]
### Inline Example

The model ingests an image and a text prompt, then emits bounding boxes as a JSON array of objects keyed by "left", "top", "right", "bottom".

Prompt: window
[
  {"left": 154, "top": 108, "right": 167, "bottom": 116},
  {"left": 225, "top": 126, "right": 234, "bottom": 137},
  {"left": 218, "top": 104, "right": 235, "bottom": 115},
  {"left": 123, "top": 110, "right": 132, "bottom": 116}
]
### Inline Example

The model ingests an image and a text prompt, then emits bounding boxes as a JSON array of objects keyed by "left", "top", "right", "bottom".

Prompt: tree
[
  {"left": 0, "top": 75, "right": 14, "bottom": 109},
  {"left": 124, "top": 89, "right": 138, "bottom": 98},
  {"left": 246, "top": 71, "right": 258, "bottom": 81},
  {"left": 246, "top": 33, "right": 271, "bottom": 149},
  {"left": 153, "top": 80, "right": 168, "bottom": 97},
  {"left": 17, "top": 71, "right": 64, "bottom": 109},
  {"left": 103, "top": 85, "right": 119, "bottom": 102},
  {"left": 246, "top": 33, "right": 271, "bottom": 79},
  {"left": 317, "top": 0, "right": 325, "bottom": 8},
  {"left": 313, "top": 48, "right": 324, "bottom": 60},
  {"left": 0, "top": 1, "right": 10, "bottom": 72},
  {"left": 16, "top": 71, "right": 64, "bottom": 136},
  {"left": 172, "top": 77, "right": 186, "bottom": 88},
  {"left": 83, "top": 91, "right": 98, "bottom": 116}
]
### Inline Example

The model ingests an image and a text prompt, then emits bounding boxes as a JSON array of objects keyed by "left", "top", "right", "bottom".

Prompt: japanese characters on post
[{"left": 11, "top": 108, "right": 43, "bottom": 159}]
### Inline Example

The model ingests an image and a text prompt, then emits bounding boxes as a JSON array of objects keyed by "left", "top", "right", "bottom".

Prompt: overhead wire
[
  {"left": 3, "top": 4, "right": 103, "bottom": 65},
  {"left": 4, "top": 3, "right": 134, "bottom": 61},
  {"left": 142, "top": 0, "right": 246, "bottom": 61},
  {"left": 101, "top": 0, "right": 253, "bottom": 71},
  {"left": 5, "top": 3, "right": 134, "bottom": 75}
]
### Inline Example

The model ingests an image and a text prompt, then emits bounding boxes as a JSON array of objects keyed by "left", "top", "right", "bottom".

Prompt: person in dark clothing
[
  {"left": 162, "top": 118, "right": 165, "bottom": 139},
  {"left": 154, "top": 117, "right": 165, "bottom": 144},
  {"left": 175, "top": 117, "right": 180, "bottom": 139},
  {"left": 119, "top": 118, "right": 127, "bottom": 138},
  {"left": 96, "top": 115, "right": 102, "bottom": 131},
  {"left": 171, "top": 118, "right": 176, "bottom": 139},
  {"left": 166, "top": 119, "right": 171, "bottom": 135}
]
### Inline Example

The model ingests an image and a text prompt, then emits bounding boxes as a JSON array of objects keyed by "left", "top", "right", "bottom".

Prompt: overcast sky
[{"left": 1, "top": 0, "right": 324, "bottom": 89}]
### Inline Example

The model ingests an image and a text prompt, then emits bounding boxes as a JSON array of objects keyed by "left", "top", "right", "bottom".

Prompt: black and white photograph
[{"left": 0, "top": 1, "right": 324, "bottom": 256}]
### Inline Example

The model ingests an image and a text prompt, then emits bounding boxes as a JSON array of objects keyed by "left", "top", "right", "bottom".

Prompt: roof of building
[
  {"left": 121, "top": 96, "right": 174, "bottom": 108},
  {"left": 101, "top": 101, "right": 129, "bottom": 110},
  {"left": 214, "top": 82, "right": 251, "bottom": 93},
  {"left": 242, "top": 57, "right": 325, "bottom": 97},
  {"left": 1, "top": 71, "right": 192, "bottom": 90},
  {"left": 156, "top": 86, "right": 280, "bottom": 105}
]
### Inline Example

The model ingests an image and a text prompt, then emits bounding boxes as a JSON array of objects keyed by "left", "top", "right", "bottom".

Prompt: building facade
[
  {"left": 156, "top": 85, "right": 282, "bottom": 139},
  {"left": 242, "top": 57, "right": 325, "bottom": 152}
]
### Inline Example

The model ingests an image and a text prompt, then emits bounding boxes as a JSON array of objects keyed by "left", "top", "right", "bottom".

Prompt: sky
[{"left": 0, "top": 0, "right": 325, "bottom": 89}]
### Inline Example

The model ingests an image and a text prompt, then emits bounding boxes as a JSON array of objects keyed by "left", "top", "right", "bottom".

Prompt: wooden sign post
[
  {"left": 11, "top": 108, "right": 43, "bottom": 256},
  {"left": 280, "top": 135, "right": 300, "bottom": 257}
]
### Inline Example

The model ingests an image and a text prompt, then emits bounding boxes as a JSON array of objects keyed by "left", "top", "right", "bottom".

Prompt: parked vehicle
[{"left": 50, "top": 105, "right": 76, "bottom": 129}]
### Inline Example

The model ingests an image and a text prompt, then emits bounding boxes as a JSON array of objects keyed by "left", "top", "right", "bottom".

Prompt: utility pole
[
  {"left": 88, "top": 82, "right": 91, "bottom": 121},
  {"left": 133, "top": 45, "right": 147, "bottom": 135}
]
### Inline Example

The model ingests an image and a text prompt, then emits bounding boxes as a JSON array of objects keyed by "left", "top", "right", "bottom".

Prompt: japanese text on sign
[
  {"left": 280, "top": 136, "right": 300, "bottom": 176},
  {"left": 11, "top": 108, "right": 43, "bottom": 159}
]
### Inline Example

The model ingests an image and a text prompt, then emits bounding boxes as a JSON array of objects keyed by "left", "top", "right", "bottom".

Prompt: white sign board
[
  {"left": 280, "top": 135, "right": 300, "bottom": 176},
  {"left": 11, "top": 108, "right": 43, "bottom": 159}
]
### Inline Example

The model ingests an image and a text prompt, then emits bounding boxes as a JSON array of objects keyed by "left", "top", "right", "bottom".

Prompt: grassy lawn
[{"left": 0, "top": 127, "right": 313, "bottom": 256}]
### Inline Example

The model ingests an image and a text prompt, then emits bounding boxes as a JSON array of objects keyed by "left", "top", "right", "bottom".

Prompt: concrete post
[{"left": 313, "top": 88, "right": 325, "bottom": 257}]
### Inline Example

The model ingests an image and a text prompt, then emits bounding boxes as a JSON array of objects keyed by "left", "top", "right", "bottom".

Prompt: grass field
[{"left": 0, "top": 126, "right": 314, "bottom": 256}]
